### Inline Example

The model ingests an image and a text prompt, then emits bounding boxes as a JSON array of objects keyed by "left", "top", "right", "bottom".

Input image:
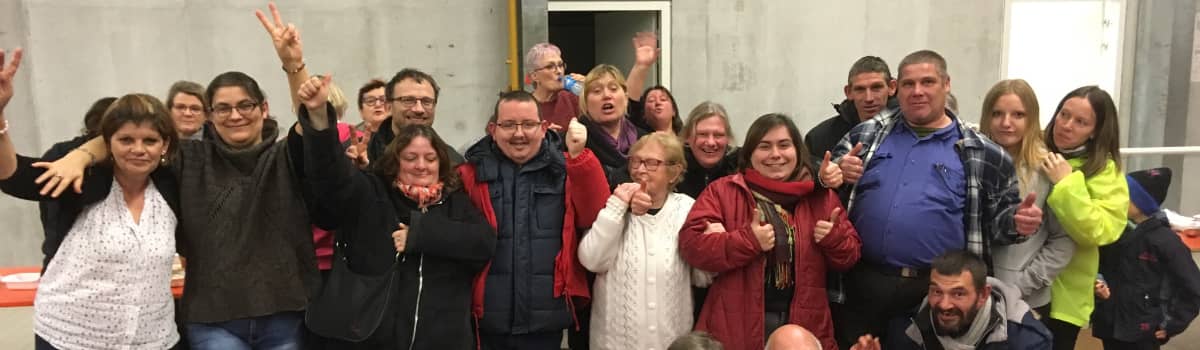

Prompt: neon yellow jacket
[{"left": 1048, "top": 158, "right": 1129, "bottom": 326}]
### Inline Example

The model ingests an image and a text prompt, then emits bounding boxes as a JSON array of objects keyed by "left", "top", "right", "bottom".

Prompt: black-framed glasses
[
  {"left": 210, "top": 101, "right": 261, "bottom": 118},
  {"left": 491, "top": 120, "right": 545, "bottom": 134},
  {"left": 539, "top": 62, "right": 566, "bottom": 72},
  {"left": 362, "top": 96, "right": 388, "bottom": 107},
  {"left": 390, "top": 96, "right": 436, "bottom": 109},
  {"left": 629, "top": 157, "right": 674, "bottom": 171}
]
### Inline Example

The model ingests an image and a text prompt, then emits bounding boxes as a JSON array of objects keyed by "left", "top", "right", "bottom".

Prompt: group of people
[{"left": 0, "top": 3, "right": 1198, "bottom": 350}]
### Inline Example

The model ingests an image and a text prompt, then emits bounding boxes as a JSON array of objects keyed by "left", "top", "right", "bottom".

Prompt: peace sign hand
[
  {"left": 255, "top": 2, "right": 304, "bottom": 68},
  {"left": 0, "top": 48, "right": 24, "bottom": 112}
]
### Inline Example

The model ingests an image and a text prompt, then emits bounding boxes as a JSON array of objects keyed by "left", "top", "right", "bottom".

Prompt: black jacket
[
  {"left": 1093, "top": 215, "right": 1200, "bottom": 344},
  {"left": 464, "top": 131, "right": 577, "bottom": 335},
  {"left": 1, "top": 152, "right": 182, "bottom": 267},
  {"left": 300, "top": 105, "right": 496, "bottom": 349},
  {"left": 366, "top": 117, "right": 464, "bottom": 168},
  {"left": 677, "top": 145, "right": 738, "bottom": 199}
]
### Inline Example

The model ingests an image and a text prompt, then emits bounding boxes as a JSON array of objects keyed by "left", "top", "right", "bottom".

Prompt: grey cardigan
[
  {"left": 992, "top": 173, "right": 1076, "bottom": 308},
  {"left": 175, "top": 120, "right": 319, "bottom": 323}
]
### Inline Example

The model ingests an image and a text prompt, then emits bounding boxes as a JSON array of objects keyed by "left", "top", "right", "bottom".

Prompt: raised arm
[
  {"left": 297, "top": 75, "right": 371, "bottom": 230},
  {"left": 625, "top": 32, "right": 659, "bottom": 102},
  {"left": 0, "top": 48, "right": 23, "bottom": 181},
  {"left": 256, "top": 2, "right": 309, "bottom": 112},
  {"left": 579, "top": 185, "right": 636, "bottom": 272}
]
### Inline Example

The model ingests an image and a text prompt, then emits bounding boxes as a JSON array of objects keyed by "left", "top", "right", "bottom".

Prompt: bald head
[{"left": 765, "top": 325, "right": 822, "bottom": 350}]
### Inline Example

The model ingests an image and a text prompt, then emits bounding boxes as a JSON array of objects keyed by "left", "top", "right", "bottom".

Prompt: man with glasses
[
  {"left": 459, "top": 90, "right": 609, "bottom": 350},
  {"left": 363, "top": 68, "right": 465, "bottom": 166},
  {"left": 167, "top": 80, "right": 209, "bottom": 140}
]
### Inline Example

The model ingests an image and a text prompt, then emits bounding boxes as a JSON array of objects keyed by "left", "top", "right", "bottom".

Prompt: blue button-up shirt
[{"left": 851, "top": 120, "right": 966, "bottom": 268}]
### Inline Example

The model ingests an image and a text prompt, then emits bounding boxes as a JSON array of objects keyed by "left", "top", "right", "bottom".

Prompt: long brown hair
[
  {"left": 738, "top": 113, "right": 810, "bottom": 181},
  {"left": 1044, "top": 85, "right": 1122, "bottom": 177},
  {"left": 372, "top": 125, "right": 461, "bottom": 192},
  {"left": 979, "top": 79, "right": 1046, "bottom": 193}
]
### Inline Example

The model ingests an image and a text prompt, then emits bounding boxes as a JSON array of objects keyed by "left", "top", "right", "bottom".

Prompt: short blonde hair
[
  {"left": 580, "top": 64, "right": 628, "bottom": 117},
  {"left": 629, "top": 131, "right": 687, "bottom": 190}
]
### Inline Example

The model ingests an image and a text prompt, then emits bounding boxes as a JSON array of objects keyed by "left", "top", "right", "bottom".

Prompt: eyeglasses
[
  {"left": 362, "top": 96, "right": 388, "bottom": 107},
  {"left": 492, "top": 120, "right": 545, "bottom": 134},
  {"left": 210, "top": 101, "right": 261, "bottom": 118},
  {"left": 539, "top": 62, "right": 566, "bottom": 72},
  {"left": 391, "top": 96, "right": 437, "bottom": 109},
  {"left": 629, "top": 157, "right": 675, "bottom": 171},
  {"left": 172, "top": 104, "right": 204, "bottom": 115}
]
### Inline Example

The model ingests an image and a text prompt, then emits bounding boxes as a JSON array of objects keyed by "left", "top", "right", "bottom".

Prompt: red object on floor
[{"left": 0, "top": 266, "right": 184, "bottom": 308}]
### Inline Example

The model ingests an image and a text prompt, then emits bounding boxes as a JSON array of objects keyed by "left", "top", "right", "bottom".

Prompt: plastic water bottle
[{"left": 562, "top": 76, "right": 584, "bottom": 96}]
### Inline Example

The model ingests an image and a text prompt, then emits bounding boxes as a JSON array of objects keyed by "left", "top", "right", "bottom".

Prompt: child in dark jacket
[{"left": 1093, "top": 167, "right": 1200, "bottom": 350}]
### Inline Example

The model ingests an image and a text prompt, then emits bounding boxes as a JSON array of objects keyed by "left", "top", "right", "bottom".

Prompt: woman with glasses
[
  {"left": 294, "top": 75, "right": 496, "bottom": 349},
  {"left": 525, "top": 32, "right": 659, "bottom": 134},
  {"left": 1, "top": 48, "right": 185, "bottom": 350},
  {"left": 39, "top": 71, "right": 320, "bottom": 349},
  {"left": 579, "top": 132, "right": 705, "bottom": 350},
  {"left": 679, "top": 114, "right": 861, "bottom": 350}
]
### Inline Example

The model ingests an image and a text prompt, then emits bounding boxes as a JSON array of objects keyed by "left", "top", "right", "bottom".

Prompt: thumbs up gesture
[
  {"left": 566, "top": 117, "right": 587, "bottom": 159},
  {"left": 392, "top": 223, "right": 409, "bottom": 253},
  {"left": 840, "top": 143, "right": 866, "bottom": 184},
  {"left": 1013, "top": 193, "right": 1043, "bottom": 236},
  {"left": 298, "top": 74, "right": 333, "bottom": 113},
  {"left": 818, "top": 151, "right": 843, "bottom": 188},
  {"left": 752, "top": 208, "right": 775, "bottom": 252},
  {"left": 630, "top": 181, "right": 653, "bottom": 216},
  {"left": 813, "top": 207, "right": 843, "bottom": 243}
]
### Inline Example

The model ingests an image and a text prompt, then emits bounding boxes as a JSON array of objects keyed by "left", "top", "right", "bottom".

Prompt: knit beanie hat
[{"left": 1126, "top": 167, "right": 1171, "bottom": 214}]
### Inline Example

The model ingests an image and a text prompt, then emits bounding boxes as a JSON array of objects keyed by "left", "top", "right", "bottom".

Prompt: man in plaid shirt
[{"left": 817, "top": 50, "right": 1044, "bottom": 347}]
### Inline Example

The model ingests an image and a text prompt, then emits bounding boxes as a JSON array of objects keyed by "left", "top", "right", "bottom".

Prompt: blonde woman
[
  {"left": 981, "top": 79, "right": 1075, "bottom": 317},
  {"left": 580, "top": 132, "right": 702, "bottom": 349}
]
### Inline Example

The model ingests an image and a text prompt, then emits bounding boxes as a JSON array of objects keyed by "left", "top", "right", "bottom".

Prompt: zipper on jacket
[{"left": 407, "top": 254, "right": 425, "bottom": 350}]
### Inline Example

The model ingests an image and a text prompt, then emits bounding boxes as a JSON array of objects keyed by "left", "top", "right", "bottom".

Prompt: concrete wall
[
  {"left": 0, "top": 0, "right": 509, "bottom": 266},
  {"left": 671, "top": 0, "right": 1006, "bottom": 140}
]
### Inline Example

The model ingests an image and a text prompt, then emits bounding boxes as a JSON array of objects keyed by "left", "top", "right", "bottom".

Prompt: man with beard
[{"left": 850, "top": 250, "right": 1051, "bottom": 350}]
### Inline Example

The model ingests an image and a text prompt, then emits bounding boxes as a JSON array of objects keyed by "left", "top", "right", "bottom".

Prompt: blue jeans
[{"left": 187, "top": 311, "right": 304, "bottom": 350}]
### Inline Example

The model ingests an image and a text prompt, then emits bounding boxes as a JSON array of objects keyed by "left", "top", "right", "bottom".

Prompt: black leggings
[
  {"left": 1044, "top": 317, "right": 1081, "bottom": 350},
  {"left": 34, "top": 335, "right": 58, "bottom": 350}
]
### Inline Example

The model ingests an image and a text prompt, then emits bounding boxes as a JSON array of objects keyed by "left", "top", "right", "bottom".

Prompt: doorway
[{"left": 547, "top": 1, "right": 672, "bottom": 90}]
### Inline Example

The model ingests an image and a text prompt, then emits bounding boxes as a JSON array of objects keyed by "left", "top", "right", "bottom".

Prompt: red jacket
[
  {"left": 458, "top": 149, "right": 610, "bottom": 327},
  {"left": 679, "top": 173, "right": 861, "bottom": 350}
]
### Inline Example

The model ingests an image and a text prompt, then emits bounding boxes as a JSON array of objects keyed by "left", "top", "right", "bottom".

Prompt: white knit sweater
[{"left": 579, "top": 192, "right": 703, "bottom": 350}]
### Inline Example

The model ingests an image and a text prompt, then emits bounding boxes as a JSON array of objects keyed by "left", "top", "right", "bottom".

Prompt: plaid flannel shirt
[{"left": 825, "top": 107, "right": 1026, "bottom": 303}]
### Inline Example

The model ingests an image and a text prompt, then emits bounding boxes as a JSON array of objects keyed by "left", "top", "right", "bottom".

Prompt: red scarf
[
  {"left": 394, "top": 180, "right": 444, "bottom": 211},
  {"left": 743, "top": 168, "right": 814, "bottom": 289}
]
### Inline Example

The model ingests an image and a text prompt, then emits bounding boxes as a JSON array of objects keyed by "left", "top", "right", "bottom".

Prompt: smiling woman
[{"left": 0, "top": 81, "right": 185, "bottom": 348}]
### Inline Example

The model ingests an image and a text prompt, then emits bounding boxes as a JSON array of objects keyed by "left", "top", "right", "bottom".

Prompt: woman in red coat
[{"left": 679, "top": 113, "right": 861, "bottom": 350}]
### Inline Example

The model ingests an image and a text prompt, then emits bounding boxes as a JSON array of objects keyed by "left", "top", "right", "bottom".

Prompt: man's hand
[
  {"left": 1014, "top": 193, "right": 1043, "bottom": 236},
  {"left": 839, "top": 143, "right": 865, "bottom": 184},
  {"left": 818, "top": 151, "right": 843, "bottom": 188},
  {"left": 849, "top": 335, "right": 881, "bottom": 350},
  {"left": 345, "top": 130, "right": 371, "bottom": 169},
  {"left": 1094, "top": 279, "right": 1111, "bottom": 300}
]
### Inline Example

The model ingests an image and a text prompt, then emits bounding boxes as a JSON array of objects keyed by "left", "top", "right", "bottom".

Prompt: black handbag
[{"left": 304, "top": 238, "right": 401, "bottom": 342}]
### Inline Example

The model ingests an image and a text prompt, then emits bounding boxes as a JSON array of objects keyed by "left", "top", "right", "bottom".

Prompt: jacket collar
[{"left": 465, "top": 130, "right": 565, "bottom": 183}]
